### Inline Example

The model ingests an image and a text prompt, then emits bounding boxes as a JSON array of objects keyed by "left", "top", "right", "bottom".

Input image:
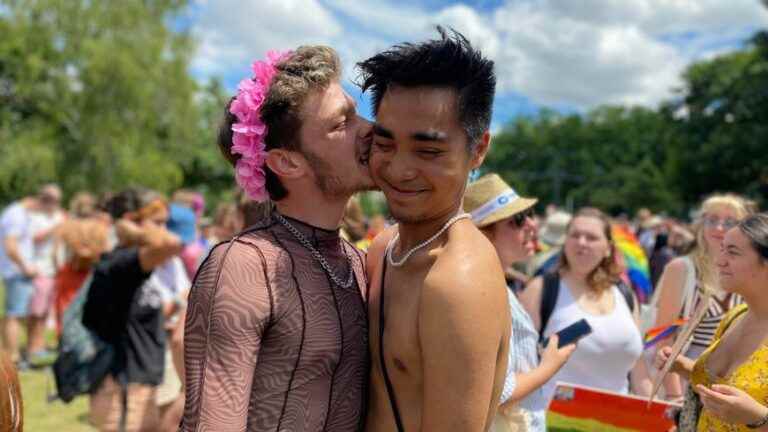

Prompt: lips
[{"left": 382, "top": 181, "right": 426, "bottom": 199}]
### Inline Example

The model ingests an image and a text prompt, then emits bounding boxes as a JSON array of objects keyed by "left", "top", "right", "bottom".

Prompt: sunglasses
[{"left": 512, "top": 208, "right": 535, "bottom": 227}]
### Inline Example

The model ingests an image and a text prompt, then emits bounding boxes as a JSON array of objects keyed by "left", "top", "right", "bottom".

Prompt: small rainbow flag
[
  {"left": 644, "top": 319, "right": 687, "bottom": 349},
  {"left": 612, "top": 225, "right": 652, "bottom": 303}
]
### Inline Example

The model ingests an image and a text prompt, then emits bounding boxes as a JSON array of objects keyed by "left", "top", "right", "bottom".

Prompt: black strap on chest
[
  {"left": 539, "top": 272, "right": 561, "bottom": 336},
  {"left": 539, "top": 272, "right": 635, "bottom": 336},
  {"left": 378, "top": 260, "right": 406, "bottom": 432}
]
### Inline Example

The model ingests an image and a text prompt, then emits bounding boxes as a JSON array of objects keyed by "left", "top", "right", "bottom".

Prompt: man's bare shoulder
[{"left": 423, "top": 221, "right": 507, "bottom": 306}]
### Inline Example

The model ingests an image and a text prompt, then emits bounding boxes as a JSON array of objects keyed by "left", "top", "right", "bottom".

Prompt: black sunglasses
[{"left": 512, "top": 208, "right": 535, "bottom": 227}]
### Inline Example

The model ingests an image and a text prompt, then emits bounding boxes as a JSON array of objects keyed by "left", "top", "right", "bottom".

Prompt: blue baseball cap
[{"left": 167, "top": 203, "right": 197, "bottom": 245}]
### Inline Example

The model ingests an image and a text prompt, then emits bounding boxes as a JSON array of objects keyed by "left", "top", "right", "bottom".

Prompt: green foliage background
[
  {"left": 485, "top": 33, "right": 768, "bottom": 216},
  {"left": 1, "top": 0, "right": 766, "bottom": 217},
  {"left": 0, "top": 0, "right": 232, "bottom": 207}
]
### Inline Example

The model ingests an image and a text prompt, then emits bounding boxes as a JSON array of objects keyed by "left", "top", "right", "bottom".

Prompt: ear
[
  {"left": 470, "top": 130, "right": 492, "bottom": 169},
  {"left": 265, "top": 149, "right": 306, "bottom": 180}
]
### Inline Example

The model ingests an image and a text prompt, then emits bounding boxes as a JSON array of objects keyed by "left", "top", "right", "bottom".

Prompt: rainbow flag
[
  {"left": 612, "top": 225, "right": 652, "bottom": 303},
  {"left": 644, "top": 319, "right": 688, "bottom": 349}
]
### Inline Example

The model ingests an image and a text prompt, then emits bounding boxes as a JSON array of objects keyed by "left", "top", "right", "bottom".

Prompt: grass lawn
[{"left": 1, "top": 279, "right": 95, "bottom": 431}]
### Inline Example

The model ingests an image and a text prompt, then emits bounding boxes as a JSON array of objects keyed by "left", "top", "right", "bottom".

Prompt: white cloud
[
  {"left": 190, "top": 0, "right": 768, "bottom": 110},
  {"left": 191, "top": 0, "right": 342, "bottom": 77}
]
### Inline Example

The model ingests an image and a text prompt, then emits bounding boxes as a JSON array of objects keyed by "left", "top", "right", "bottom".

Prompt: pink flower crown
[{"left": 230, "top": 50, "right": 293, "bottom": 201}]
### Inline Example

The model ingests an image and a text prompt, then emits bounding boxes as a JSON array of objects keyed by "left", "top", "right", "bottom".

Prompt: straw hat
[{"left": 463, "top": 173, "right": 538, "bottom": 228}]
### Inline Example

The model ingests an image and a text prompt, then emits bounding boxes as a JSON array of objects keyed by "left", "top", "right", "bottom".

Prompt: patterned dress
[
  {"left": 691, "top": 304, "right": 768, "bottom": 432},
  {"left": 180, "top": 214, "right": 370, "bottom": 432}
]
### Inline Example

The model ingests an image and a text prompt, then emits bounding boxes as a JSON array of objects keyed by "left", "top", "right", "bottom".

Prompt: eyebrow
[
  {"left": 372, "top": 124, "right": 447, "bottom": 142},
  {"left": 373, "top": 124, "right": 393, "bottom": 138},
  {"left": 412, "top": 130, "right": 447, "bottom": 142}
]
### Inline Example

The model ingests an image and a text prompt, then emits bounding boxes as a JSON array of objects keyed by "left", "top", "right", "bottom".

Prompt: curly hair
[{"left": 218, "top": 46, "right": 341, "bottom": 201}]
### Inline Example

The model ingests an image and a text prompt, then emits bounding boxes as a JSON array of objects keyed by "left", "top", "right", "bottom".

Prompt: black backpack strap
[
  {"left": 616, "top": 280, "right": 635, "bottom": 313},
  {"left": 539, "top": 272, "right": 561, "bottom": 336}
]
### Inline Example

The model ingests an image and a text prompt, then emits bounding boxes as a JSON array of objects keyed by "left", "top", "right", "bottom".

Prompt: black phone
[{"left": 541, "top": 319, "right": 592, "bottom": 348}]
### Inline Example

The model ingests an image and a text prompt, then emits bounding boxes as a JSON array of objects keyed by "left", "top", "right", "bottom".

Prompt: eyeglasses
[
  {"left": 703, "top": 216, "right": 739, "bottom": 230},
  {"left": 513, "top": 208, "right": 535, "bottom": 227}
]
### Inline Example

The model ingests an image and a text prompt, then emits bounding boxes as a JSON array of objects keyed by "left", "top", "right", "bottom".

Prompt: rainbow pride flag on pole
[
  {"left": 612, "top": 225, "right": 652, "bottom": 303},
  {"left": 644, "top": 319, "right": 688, "bottom": 349}
]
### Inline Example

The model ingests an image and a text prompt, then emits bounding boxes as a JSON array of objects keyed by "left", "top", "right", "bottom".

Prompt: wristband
[{"left": 747, "top": 408, "right": 768, "bottom": 429}]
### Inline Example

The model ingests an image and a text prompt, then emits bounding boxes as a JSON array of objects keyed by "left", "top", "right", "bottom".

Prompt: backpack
[
  {"left": 538, "top": 272, "right": 635, "bottom": 336},
  {"left": 52, "top": 273, "right": 115, "bottom": 403}
]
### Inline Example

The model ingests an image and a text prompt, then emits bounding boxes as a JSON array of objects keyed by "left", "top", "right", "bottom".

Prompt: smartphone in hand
[{"left": 541, "top": 319, "right": 592, "bottom": 348}]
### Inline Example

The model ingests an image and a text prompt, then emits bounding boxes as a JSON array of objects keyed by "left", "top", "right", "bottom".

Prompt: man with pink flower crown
[{"left": 180, "top": 46, "right": 375, "bottom": 432}]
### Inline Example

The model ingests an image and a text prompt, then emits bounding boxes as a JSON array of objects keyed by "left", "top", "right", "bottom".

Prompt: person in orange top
[{"left": 53, "top": 217, "right": 109, "bottom": 335}]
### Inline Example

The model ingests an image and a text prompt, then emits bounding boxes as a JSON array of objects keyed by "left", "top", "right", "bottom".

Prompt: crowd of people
[{"left": 1, "top": 27, "right": 767, "bottom": 432}]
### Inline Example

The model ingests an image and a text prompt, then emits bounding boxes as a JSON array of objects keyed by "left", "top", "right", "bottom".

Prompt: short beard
[{"left": 302, "top": 148, "right": 357, "bottom": 199}]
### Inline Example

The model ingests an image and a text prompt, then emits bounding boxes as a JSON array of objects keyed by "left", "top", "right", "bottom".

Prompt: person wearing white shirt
[{"left": 0, "top": 185, "right": 59, "bottom": 365}]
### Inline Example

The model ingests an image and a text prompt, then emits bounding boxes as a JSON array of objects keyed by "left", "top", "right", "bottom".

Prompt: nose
[{"left": 386, "top": 152, "right": 418, "bottom": 182}]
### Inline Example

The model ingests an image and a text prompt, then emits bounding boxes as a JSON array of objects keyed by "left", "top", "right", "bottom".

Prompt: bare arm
[
  {"left": 628, "top": 291, "right": 652, "bottom": 396},
  {"left": 33, "top": 220, "right": 61, "bottom": 244},
  {"left": 180, "top": 242, "right": 271, "bottom": 432},
  {"left": 419, "top": 249, "right": 510, "bottom": 431},
  {"left": 652, "top": 259, "right": 689, "bottom": 398},
  {"left": 503, "top": 334, "right": 575, "bottom": 406},
  {"left": 130, "top": 223, "right": 184, "bottom": 272},
  {"left": 3, "top": 235, "right": 35, "bottom": 277}
]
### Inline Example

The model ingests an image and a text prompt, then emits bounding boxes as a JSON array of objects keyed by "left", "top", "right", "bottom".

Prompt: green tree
[
  {"left": 667, "top": 32, "right": 768, "bottom": 208},
  {"left": 486, "top": 106, "right": 682, "bottom": 215},
  {"left": 0, "top": 0, "right": 214, "bottom": 203}
]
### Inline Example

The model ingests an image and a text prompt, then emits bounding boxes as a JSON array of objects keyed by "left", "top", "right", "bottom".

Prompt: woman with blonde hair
[
  {"left": 519, "top": 207, "right": 646, "bottom": 401},
  {"left": 650, "top": 193, "right": 753, "bottom": 401}
]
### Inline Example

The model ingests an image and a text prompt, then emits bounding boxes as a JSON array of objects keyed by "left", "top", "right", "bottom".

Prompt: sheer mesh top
[{"left": 180, "top": 213, "right": 369, "bottom": 432}]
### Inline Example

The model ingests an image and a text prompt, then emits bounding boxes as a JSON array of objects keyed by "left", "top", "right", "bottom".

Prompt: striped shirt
[
  {"left": 688, "top": 288, "right": 744, "bottom": 351},
  {"left": 500, "top": 287, "right": 547, "bottom": 432}
]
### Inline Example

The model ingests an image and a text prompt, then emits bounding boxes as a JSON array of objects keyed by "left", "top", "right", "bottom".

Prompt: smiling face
[
  {"left": 296, "top": 81, "right": 375, "bottom": 200},
  {"left": 369, "top": 86, "right": 488, "bottom": 224},
  {"left": 716, "top": 227, "right": 767, "bottom": 296},
  {"left": 485, "top": 213, "right": 536, "bottom": 269}
]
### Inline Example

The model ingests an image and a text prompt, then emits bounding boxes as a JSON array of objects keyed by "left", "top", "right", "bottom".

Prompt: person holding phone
[
  {"left": 464, "top": 174, "right": 576, "bottom": 432},
  {"left": 519, "top": 207, "right": 647, "bottom": 404}
]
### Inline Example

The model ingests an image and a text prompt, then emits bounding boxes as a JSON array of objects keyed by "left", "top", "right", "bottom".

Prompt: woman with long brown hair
[{"left": 519, "top": 207, "right": 645, "bottom": 401}]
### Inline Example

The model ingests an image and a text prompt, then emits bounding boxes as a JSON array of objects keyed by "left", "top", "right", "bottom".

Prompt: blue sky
[{"left": 183, "top": 0, "right": 767, "bottom": 129}]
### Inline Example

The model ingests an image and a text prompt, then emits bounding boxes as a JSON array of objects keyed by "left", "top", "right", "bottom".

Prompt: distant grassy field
[{"left": 1, "top": 279, "right": 95, "bottom": 431}]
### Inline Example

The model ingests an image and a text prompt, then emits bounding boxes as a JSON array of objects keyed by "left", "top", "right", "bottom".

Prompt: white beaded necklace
[{"left": 386, "top": 213, "right": 470, "bottom": 267}]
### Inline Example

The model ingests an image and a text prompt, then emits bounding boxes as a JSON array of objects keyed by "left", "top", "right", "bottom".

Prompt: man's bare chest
[{"left": 375, "top": 267, "right": 426, "bottom": 377}]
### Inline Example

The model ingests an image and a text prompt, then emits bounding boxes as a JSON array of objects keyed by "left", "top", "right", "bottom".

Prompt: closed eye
[
  {"left": 373, "top": 140, "right": 393, "bottom": 151},
  {"left": 417, "top": 149, "right": 443, "bottom": 158}
]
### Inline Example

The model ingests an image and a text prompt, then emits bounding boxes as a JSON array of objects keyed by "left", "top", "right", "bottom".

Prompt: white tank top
[{"left": 541, "top": 279, "right": 643, "bottom": 402}]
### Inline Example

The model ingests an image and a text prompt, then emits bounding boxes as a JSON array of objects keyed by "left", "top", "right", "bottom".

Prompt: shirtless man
[{"left": 358, "top": 28, "right": 511, "bottom": 432}]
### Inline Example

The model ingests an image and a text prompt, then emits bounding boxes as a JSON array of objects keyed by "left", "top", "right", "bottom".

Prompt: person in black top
[{"left": 83, "top": 188, "right": 183, "bottom": 432}]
